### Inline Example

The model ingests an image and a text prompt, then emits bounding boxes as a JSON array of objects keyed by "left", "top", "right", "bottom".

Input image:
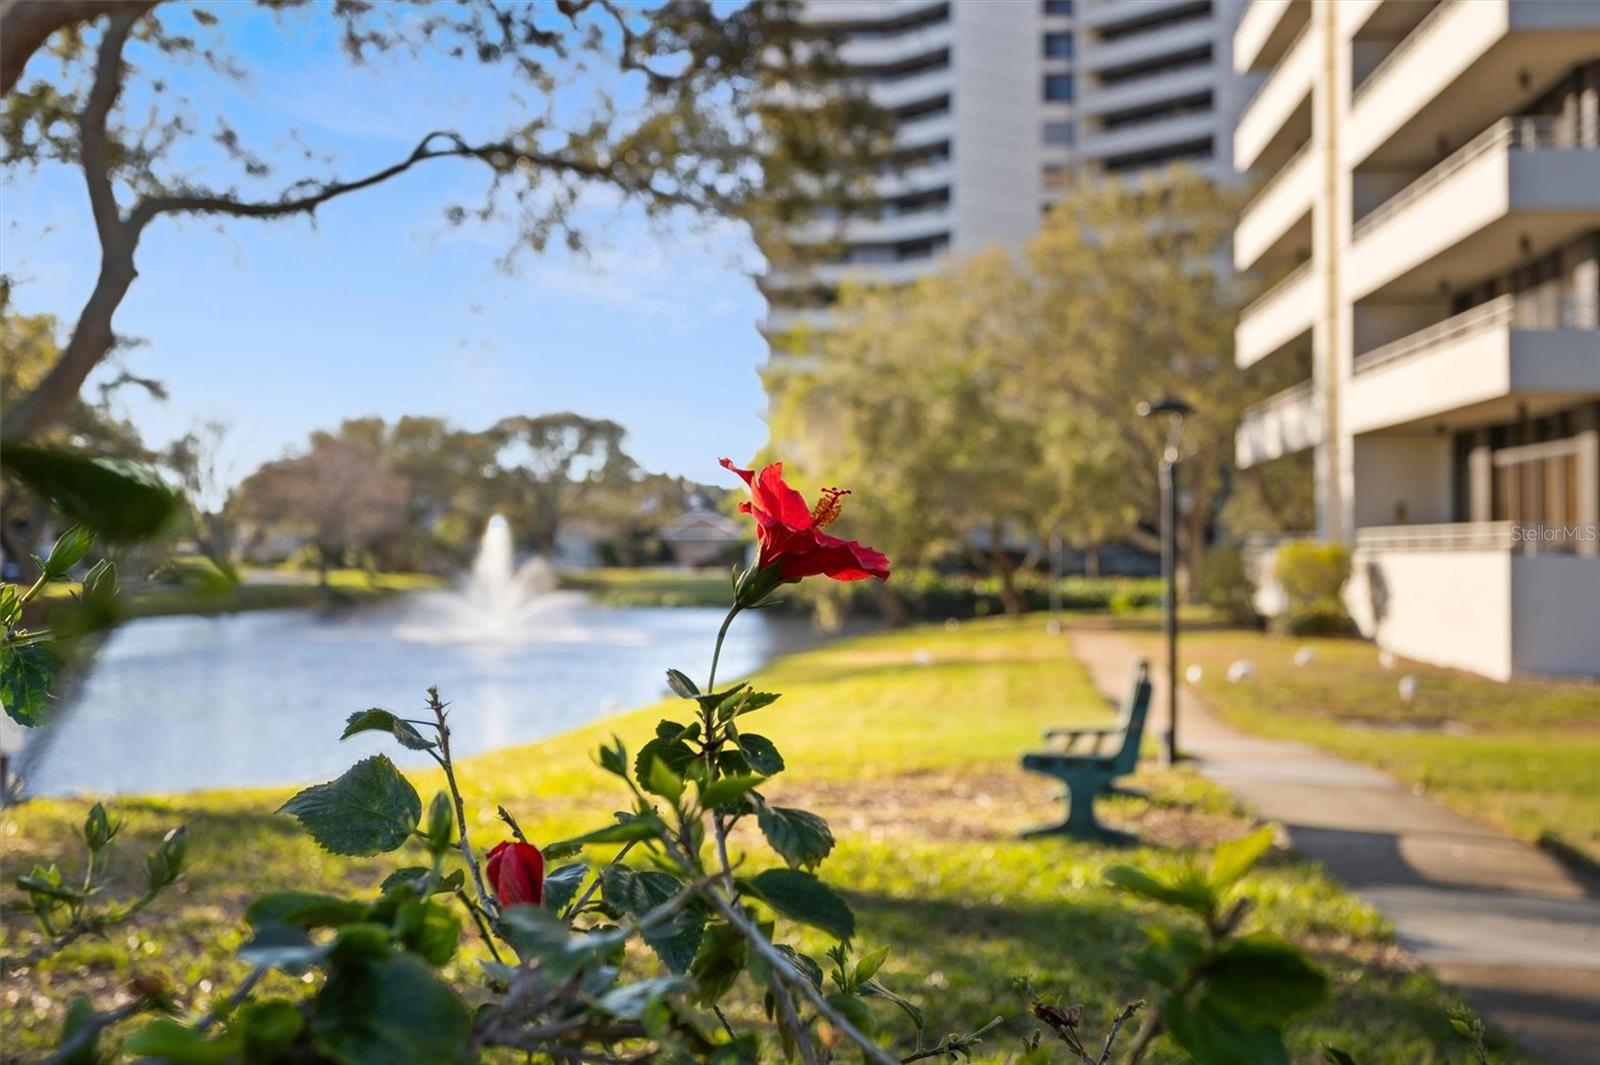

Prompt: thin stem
[
  {"left": 561, "top": 840, "right": 635, "bottom": 922},
  {"left": 458, "top": 891, "right": 507, "bottom": 966},
  {"left": 40, "top": 998, "right": 150, "bottom": 1065},
  {"left": 430, "top": 688, "right": 492, "bottom": 913},
  {"left": 196, "top": 965, "right": 265, "bottom": 1031},
  {"left": 704, "top": 605, "right": 741, "bottom": 698},
  {"left": 767, "top": 970, "right": 821, "bottom": 1065},
  {"left": 1096, "top": 1002, "right": 1145, "bottom": 1065}
]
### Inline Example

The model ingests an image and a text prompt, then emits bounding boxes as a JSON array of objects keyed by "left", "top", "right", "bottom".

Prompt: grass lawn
[
  {"left": 1116, "top": 619, "right": 1600, "bottom": 865},
  {"left": 30, "top": 567, "right": 444, "bottom": 620},
  {"left": 1, "top": 618, "right": 1522, "bottom": 1062},
  {"left": 558, "top": 566, "right": 734, "bottom": 607}
]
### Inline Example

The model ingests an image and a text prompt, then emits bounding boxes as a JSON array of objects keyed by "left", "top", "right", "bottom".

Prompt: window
[
  {"left": 1044, "top": 32, "right": 1074, "bottom": 59},
  {"left": 1043, "top": 74, "right": 1074, "bottom": 102},
  {"left": 1043, "top": 0, "right": 1073, "bottom": 15},
  {"left": 1043, "top": 119, "right": 1075, "bottom": 145}
]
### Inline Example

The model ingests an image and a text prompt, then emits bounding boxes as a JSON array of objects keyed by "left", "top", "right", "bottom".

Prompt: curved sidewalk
[{"left": 1069, "top": 626, "right": 1600, "bottom": 1065}]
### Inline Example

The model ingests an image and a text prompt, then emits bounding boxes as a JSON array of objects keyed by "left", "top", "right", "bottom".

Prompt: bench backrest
[{"left": 1107, "top": 660, "right": 1152, "bottom": 775}]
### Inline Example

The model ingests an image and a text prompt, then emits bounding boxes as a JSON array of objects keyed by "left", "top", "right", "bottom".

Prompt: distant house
[{"left": 660, "top": 509, "right": 745, "bottom": 568}]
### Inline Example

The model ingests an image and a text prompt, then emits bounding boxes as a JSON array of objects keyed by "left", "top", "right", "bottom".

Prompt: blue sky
[{"left": 3, "top": 4, "right": 771, "bottom": 487}]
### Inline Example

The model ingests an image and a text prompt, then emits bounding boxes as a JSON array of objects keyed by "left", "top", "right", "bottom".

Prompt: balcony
[
  {"left": 1078, "top": 17, "right": 1214, "bottom": 73},
  {"left": 1236, "top": 380, "right": 1321, "bottom": 468},
  {"left": 1233, "top": 21, "right": 1314, "bottom": 173},
  {"left": 758, "top": 305, "right": 839, "bottom": 341},
  {"left": 1346, "top": 295, "right": 1600, "bottom": 434},
  {"left": 867, "top": 66, "right": 951, "bottom": 112},
  {"left": 1082, "top": 0, "right": 1208, "bottom": 30},
  {"left": 1347, "top": 525, "right": 1600, "bottom": 679},
  {"left": 790, "top": 201, "right": 952, "bottom": 247},
  {"left": 1236, "top": 260, "right": 1317, "bottom": 368},
  {"left": 1233, "top": 0, "right": 1310, "bottom": 74},
  {"left": 1347, "top": 117, "right": 1600, "bottom": 301},
  {"left": 1234, "top": 142, "right": 1315, "bottom": 270},
  {"left": 1346, "top": 0, "right": 1600, "bottom": 168},
  {"left": 836, "top": 20, "right": 953, "bottom": 70},
  {"left": 1076, "top": 61, "right": 1213, "bottom": 117},
  {"left": 1077, "top": 109, "right": 1215, "bottom": 162}
]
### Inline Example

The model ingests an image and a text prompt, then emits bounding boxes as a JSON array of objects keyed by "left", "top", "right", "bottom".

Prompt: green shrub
[
  {"left": 1273, "top": 542, "right": 1351, "bottom": 636},
  {"left": 1203, "top": 544, "right": 1259, "bottom": 626}
]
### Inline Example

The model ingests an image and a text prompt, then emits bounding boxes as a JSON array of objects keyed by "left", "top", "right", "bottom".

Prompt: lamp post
[{"left": 1137, "top": 396, "right": 1191, "bottom": 766}]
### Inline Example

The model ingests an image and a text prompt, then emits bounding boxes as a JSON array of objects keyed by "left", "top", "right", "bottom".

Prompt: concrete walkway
[{"left": 1069, "top": 627, "right": 1600, "bottom": 1065}]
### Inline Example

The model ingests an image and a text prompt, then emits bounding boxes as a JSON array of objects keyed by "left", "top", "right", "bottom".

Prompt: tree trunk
[{"left": 0, "top": 233, "right": 138, "bottom": 444}]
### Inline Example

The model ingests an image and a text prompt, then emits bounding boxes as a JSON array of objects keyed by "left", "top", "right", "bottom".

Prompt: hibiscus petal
[
  {"left": 779, "top": 530, "right": 890, "bottom": 582},
  {"left": 752, "top": 462, "right": 815, "bottom": 531}
]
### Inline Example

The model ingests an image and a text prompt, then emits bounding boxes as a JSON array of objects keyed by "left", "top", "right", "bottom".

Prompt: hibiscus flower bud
[
  {"left": 485, "top": 840, "right": 544, "bottom": 908},
  {"left": 425, "top": 791, "right": 454, "bottom": 853}
]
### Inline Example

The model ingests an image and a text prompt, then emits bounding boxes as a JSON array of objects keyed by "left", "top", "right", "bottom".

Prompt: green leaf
[
  {"left": 56, "top": 996, "right": 100, "bottom": 1065},
  {"left": 736, "top": 733, "right": 785, "bottom": 776},
  {"left": 1, "top": 446, "right": 182, "bottom": 541},
  {"left": 495, "top": 904, "right": 628, "bottom": 977},
  {"left": 757, "top": 804, "right": 835, "bottom": 870},
  {"left": 1209, "top": 826, "right": 1275, "bottom": 890},
  {"left": 395, "top": 899, "right": 461, "bottom": 966},
  {"left": 379, "top": 867, "right": 464, "bottom": 897},
  {"left": 123, "top": 1019, "right": 239, "bottom": 1064},
  {"left": 543, "top": 862, "right": 589, "bottom": 913},
  {"left": 718, "top": 689, "right": 780, "bottom": 722},
  {"left": 341, "top": 709, "right": 437, "bottom": 751},
  {"left": 603, "top": 866, "right": 704, "bottom": 973},
  {"left": 1, "top": 642, "right": 56, "bottom": 727},
  {"left": 746, "top": 869, "right": 854, "bottom": 941},
  {"left": 310, "top": 951, "right": 474, "bottom": 1065},
  {"left": 826, "top": 991, "right": 878, "bottom": 1037},
  {"left": 688, "top": 920, "right": 747, "bottom": 1004},
  {"left": 1323, "top": 1049, "right": 1360, "bottom": 1065},
  {"left": 594, "top": 976, "right": 689, "bottom": 1020},
  {"left": 279, "top": 756, "right": 422, "bottom": 856},
  {"left": 861, "top": 976, "right": 925, "bottom": 1033},
  {"left": 236, "top": 1000, "right": 304, "bottom": 1058},
  {"left": 547, "top": 814, "right": 668, "bottom": 852},
  {"left": 1104, "top": 864, "right": 1216, "bottom": 917},
  {"left": 635, "top": 736, "right": 696, "bottom": 786},
  {"left": 645, "top": 756, "right": 686, "bottom": 803},
  {"left": 699, "top": 774, "right": 764, "bottom": 810},
  {"left": 41, "top": 526, "right": 95, "bottom": 580},
  {"left": 246, "top": 891, "right": 368, "bottom": 929},
  {"left": 1162, "top": 993, "right": 1290, "bottom": 1065},
  {"left": 666, "top": 668, "right": 700, "bottom": 698},
  {"left": 773, "top": 944, "right": 824, "bottom": 990},
  {"left": 238, "top": 922, "right": 331, "bottom": 973},
  {"left": 1200, "top": 934, "right": 1329, "bottom": 1024},
  {"left": 854, "top": 945, "right": 889, "bottom": 984}
]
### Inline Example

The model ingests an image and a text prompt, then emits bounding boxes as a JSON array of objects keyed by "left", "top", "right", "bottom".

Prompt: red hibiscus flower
[
  {"left": 485, "top": 840, "right": 544, "bottom": 908},
  {"left": 720, "top": 459, "right": 890, "bottom": 586}
]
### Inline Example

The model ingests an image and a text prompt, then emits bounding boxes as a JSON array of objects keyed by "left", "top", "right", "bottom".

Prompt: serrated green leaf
[
  {"left": 736, "top": 733, "right": 785, "bottom": 776},
  {"left": 246, "top": 891, "right": 368, "bottom": 929},
  {"left": 634, "top": 736, "right": 696, "bottom": 788},
  {"left": 854, "top": 945, "right": 889, "bottom": 984},
  {"left": 603, "top": 866, "right": 704, "bottom": 974},
  {"left": 747, "top": 869, "right": 854, "bottom": 941},
  {"left": 548, "top": 814, "right": 668, "bottom": 853},
  {"left": 341, "top": 709, "right": 437, "bottom": 751},
  {"left": 279, "top": 756, "right": 421, "bottom": 856},
  {"left": 1, "top": 642, "right": 56, "bottom": 727},
  {"left": 1105, "top": 864, "right": 1216, "bottom": 917},
  {"left": 1209, "top": 826, "right": 1275, "bottom": 889},
  {"left": 645, "top": 756, "right": 686, "bottom": 803},
  {"left": 378, "top": 867, "right": 464, "bottom": 897},
  {"left": 689, "top": 920, "right": 747, "bottom": 1004},
  {"left": 1163, "top": 992, "right": 1290, "bottom": 1065},
  {"left": 395, "top": 899, "right": 460, "bottom": 966},
  {"left": 773, "top": 944, "right": 824, "bottom": 989},
  {"left": 757, "top": 804, "right": 835, "bottom": 870},
  {"left": 544, "top": 862, "right": 588, "bottom": 913}
]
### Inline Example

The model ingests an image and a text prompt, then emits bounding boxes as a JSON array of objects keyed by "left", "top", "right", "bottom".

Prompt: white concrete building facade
[
  {"left": 762, "top": 0, "right": 1247, "bottom": 365},
  {"left": 1232, "top": 0, "right": 1600, "bottom": 679}
]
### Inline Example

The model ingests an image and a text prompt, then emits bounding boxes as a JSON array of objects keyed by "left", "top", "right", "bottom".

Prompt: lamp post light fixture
[{"left": 1137, "top": 395, "right": 1192, "bottom": 766}]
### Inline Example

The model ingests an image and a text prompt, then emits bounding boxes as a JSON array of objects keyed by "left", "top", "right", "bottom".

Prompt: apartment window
[
  {"left": 1493, "top": 441, "right": 1583, "bottom": 529},
  {"left": 1044, "top": 32, "right": 1074, "bottom": 59},
  {"left": 1096, "top": 0, "right": 1211, "bottom": 41},
  {"left": 893, "top": 95, "right": 950, "bottom": 126},
  {"left": 1043, "top": 0, "right": 1073, "bottom": 15},
  {"left": 1097, "top": 45, "right": 1212, "bottom": 86},
  {"left": 1043, "top": 74, "right": 1075, "bottom": 102},
  {"left": 1043, "top": 119, "right": 1075, "bottom": 145}
]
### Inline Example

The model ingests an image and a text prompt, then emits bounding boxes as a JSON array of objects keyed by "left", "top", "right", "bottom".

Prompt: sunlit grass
[
  {"left": 1118, "top": 621, "right": 1600, "bottom": 864},
  {"left": 0, "top": 618, "right": 1521, "bottom": 1062}
]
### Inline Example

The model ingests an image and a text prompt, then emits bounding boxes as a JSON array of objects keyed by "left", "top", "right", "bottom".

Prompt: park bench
[{"left": 1019, "top": 659, "right": 1151, "bottom": 842}]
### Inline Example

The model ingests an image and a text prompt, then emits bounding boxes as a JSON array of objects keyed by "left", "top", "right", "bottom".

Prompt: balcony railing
[
  {"left": 1239, "top": 259, "right": 1313, "bottom": 322},
  {"left": 1352, "top": 116, "right": 1600, "bottom": 240},
  {"left": 1351, "top": 0, "right": 1455, "bottom": 104},
  {"left": 1353, "top": 291, "right": 1600, "bottom": 374},
  {"left": 1240, "top": 378, "right": 1316, "bottom": 423},
  {"left": 1241, "top": 140, "right": 1312, "bottom": 215},
  {"left": 1234, "top": 20, "right": 1313, "bottom": 125},
  {"left": 1356, "top": 521, "right": 1517, "bottom": 552}
]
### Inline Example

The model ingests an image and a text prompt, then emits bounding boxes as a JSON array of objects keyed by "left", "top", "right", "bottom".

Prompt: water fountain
[{"left": 428, "top": 514, "right": 566, "bottom": 642}]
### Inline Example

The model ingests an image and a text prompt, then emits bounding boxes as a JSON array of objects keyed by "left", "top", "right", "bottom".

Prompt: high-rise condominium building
[
  {"left": 760, "top": 0, "right": 1246, "bottom": 371},
  {"left": 1231, "top": 0, "right": 1600, "bottom": 679}
]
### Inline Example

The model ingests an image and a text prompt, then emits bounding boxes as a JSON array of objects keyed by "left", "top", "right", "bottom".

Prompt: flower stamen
[{"left": 810, "top": 487, "right": 850, "bottom": 528}]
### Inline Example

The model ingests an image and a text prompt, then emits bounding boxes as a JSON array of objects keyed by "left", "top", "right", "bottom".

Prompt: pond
[{"left": 16, "top": 591, "right": 824, "bottom": 797}]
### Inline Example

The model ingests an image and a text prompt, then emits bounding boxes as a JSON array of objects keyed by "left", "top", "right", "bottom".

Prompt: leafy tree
[
  {"left": 0, "top": 0, "right": 886, "bottom": 443},
  {"left": 162, "top": 418, "right": 237, "bottom": 575},
  {"left": 232, "top": 432, "right": 409, "bottom": 584},
  {"left": 487, "top": 412, "right": 638, "bottom": 558}
]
